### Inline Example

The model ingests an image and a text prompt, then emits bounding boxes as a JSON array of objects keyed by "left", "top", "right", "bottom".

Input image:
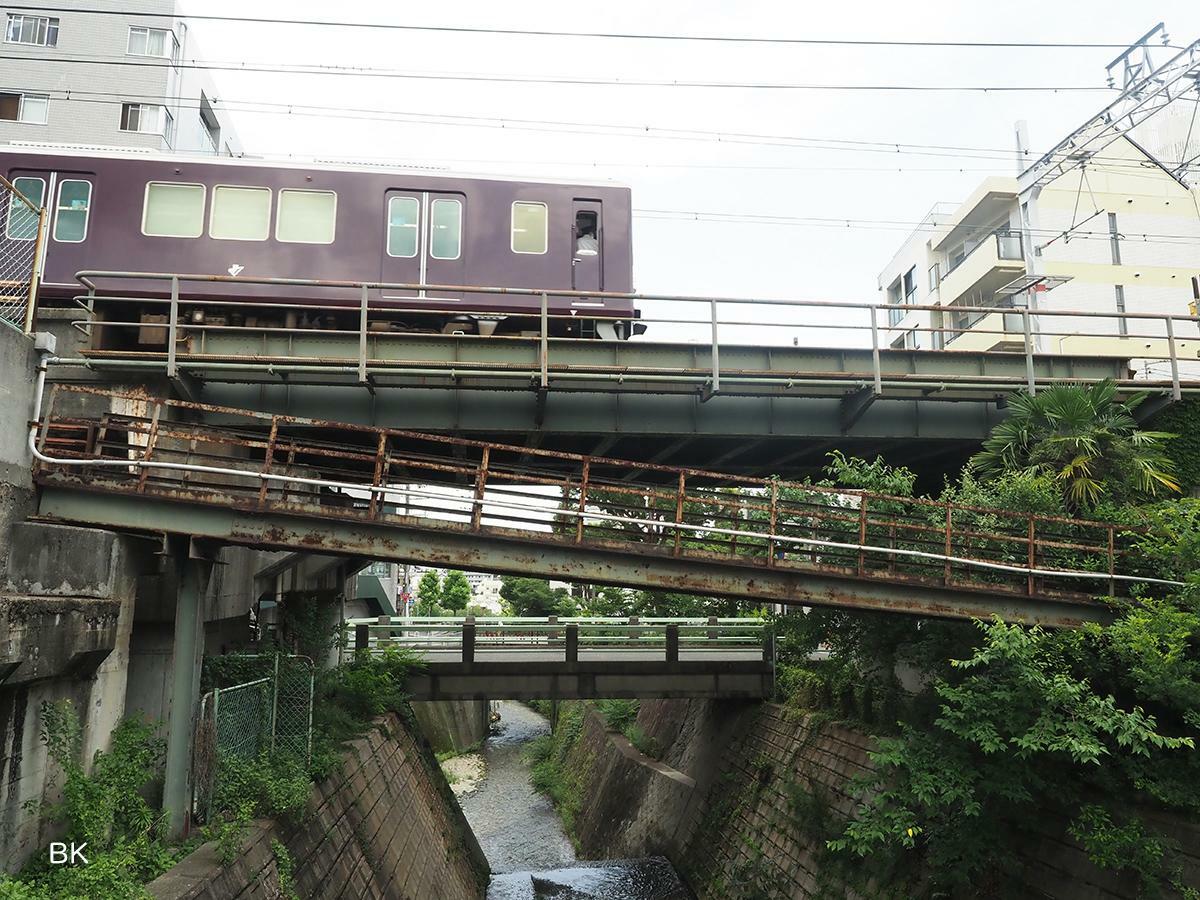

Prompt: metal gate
[{"left": 0, "top": 174, "right": 46, "bottom": 331}]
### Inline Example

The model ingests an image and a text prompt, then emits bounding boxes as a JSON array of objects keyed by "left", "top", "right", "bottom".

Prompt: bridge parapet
[{"left": 344, "top": 616, "right": 770, "bottom": 665}]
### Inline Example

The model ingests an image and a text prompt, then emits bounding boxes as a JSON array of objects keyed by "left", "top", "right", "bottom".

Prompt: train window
[
  {"left": 53, "top": 180, "right": 92, "bottom": 243},
  {"left": 276, "top": 189, "right": 336, "bottom": 244},
  {"left": 5, "top": 176, "right": 44, "bottom": 240},
  {"left": 575, "top": 211, "right": 598, "bottom": 257},
  {"left": 142, "top": 182, "right": 205, "bottom": 238},
  {"left": 511, "top": 201, "right": 548, "bottom": 254},
  {"left": 386, "top": 196, "right": 419, "bottom": 258},
  {"left": 429, "top": 198, "right": 462, "bottom": 260},
  {"left": 210, "top": 185, "right": 271, "bottom": 241}
]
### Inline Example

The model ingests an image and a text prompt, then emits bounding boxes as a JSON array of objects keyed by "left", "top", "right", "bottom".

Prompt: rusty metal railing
[
  {"left": 0, "top": 174, "right": 46, "bottom": 332},
  {"left": 64, "top": 270, "right": 1200, "bottom": 400},
  {"left": 30, "top": 385, "right": 1183, "bottom": 609}
]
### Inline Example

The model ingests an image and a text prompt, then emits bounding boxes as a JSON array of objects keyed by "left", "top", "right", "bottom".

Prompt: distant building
[
  {"left": 877, "top": 134, "right": 1200, "bottom": 373},
  {"left": 0, "top": 1, "right": 241, "bottom": 154}
]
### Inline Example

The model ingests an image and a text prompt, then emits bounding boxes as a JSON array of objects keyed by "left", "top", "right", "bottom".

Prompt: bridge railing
[
  {"left": 343, "top": 616, "right": 771, "bottom": 664},
  {"left": 65, "top": 270, "right": 1200, "bottom": 399},
  {"left": 32, "top": 385, "right": 1183, "bottom": 610}
]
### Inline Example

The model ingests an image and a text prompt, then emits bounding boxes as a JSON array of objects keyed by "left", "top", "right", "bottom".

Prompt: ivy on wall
[{"left": 1148, "top": 396, "right": 1200, "bottom": 495}]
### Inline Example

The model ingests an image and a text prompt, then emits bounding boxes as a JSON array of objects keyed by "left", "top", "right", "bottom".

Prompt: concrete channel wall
[
  {"left": 566, "top": 699, "right": 1200, "bottom": 900},
  {"left": 148, "top": 711, "right": 489, "bottom": 900},
  {"left": 411, "top": 699, "right": 491, "bottom": 755}
]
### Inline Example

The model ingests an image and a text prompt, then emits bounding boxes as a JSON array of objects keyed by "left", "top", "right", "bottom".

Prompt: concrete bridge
[
  {"left": 349, "top": 616, "right": 774, "bottom": 700},
  {"left": 30, "top": 385, "right": 1176, "bottom": 629}
]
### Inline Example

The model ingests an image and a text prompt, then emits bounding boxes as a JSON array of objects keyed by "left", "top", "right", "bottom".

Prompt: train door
[
  {"left": 571, "top": 199, "right": 603, "bottom": 292},
  {"left": 380, "top": 190, "right": 465, "bottom": 293},
  {"left": 2, "top": 169, "right": 52, "bottom": 273},
  {"left": 4, "top": 168, "right": 95, "bottom": 295}
]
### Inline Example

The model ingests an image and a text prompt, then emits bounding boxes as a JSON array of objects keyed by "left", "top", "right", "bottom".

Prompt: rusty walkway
[{"left": 29, "top": 386, "right": 1175, "bottom": 628}]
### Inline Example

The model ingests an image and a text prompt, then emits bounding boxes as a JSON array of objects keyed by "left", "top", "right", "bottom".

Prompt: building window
[
  {"left": 429, "top": 198, "right": 462, "bottom": 260},
  {"left": 888, "top": 305, "right": 904, "bottom": 327},
  {"left": 53, "top": 180, "right": 91, "bottom": 242},
  {"left": 1108, "top": 212, "right": 1121, "bottom": 265},
  {"left": 142, "top": 182, "right": 205, "bottom": 238},
  {"left": 1115, "top": 285, "right": 1128, "bottom": 336},
  {"left": 127, "top": 26, "right": 178, "bottom": 61},
  {"left": 511, "top": 201, "right": 547, "bottom": 254},
  {"left": 209, "top": 185, "right": 270, "bottom": 241},
  {"left": 927, "top": 263, "right": 940, "bottom": 292},
  {"left": 0, "top": 91, "right": 48, "bottom": 124},
  {"left": 386, "top": 196, "right": 419, "bottom": 258},
  {"left": 276, "top": 189, "right": 336, "bottom": 244},
  {"left": 4, "top": 176, "right": 44, "bottom": 240},
  {"left": 120, "top": 103, "right": 174, "bottom": 142},
  {"left": 902, "top": 266, "right": 917, "bottom": 303},
  {"left": 5, "top": 14, "right": 58, "bottom": 47}
]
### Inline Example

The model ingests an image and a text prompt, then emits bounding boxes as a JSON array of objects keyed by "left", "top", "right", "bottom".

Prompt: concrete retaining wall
[
  {"left": 567, "top": 699, "right": 1200, "bottom": 899},
  {"left": 148, "top": 711, "right": 489, "bottom": 900},
  {"left": 411, "top": 699, "right": 490, "bottom": 754}
]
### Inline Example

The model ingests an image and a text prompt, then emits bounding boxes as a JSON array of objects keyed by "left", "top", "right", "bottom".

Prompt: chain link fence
[
  {"left": 0, "top": 175, "right": 45, "bottom": 330},
  {"left": 191, "top": 655, "right": 315, "bottom": 824}
]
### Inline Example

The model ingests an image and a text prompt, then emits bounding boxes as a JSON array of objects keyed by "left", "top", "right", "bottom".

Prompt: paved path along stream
[{"left": 456, "top": 700, "right": 691, "bottom": 900}]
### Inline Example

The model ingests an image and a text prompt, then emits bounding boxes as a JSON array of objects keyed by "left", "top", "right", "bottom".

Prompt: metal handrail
[
  {"left": 66, "top": 269, "right": 1200, "bottom": 400},
  {"left": 28, "top": 383, "right": 1188, "bottom": 614}
]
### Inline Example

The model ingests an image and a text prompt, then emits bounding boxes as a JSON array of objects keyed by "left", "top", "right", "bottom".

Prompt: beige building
[
  {"left": 878, "top": 135, "right": 1200, "bottom": 376},
  {"left": 0, "top": 0, "right": 240, "bottom": 154}
]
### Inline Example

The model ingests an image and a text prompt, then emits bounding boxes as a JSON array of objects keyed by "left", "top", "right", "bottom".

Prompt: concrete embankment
[
  {"left": 563, "top": 699, "right": 1200, "bottom": 899},
  {"left": 148, "top": 711, "right": 489, "bottom": 900},
  {"left": 412, "top": 699, "right": 491, "bottom": 755}
]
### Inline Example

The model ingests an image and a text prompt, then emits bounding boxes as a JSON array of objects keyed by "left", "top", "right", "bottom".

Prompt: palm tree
[{"left": 971, "top": 380, "right": 1179, "bottom": 509}]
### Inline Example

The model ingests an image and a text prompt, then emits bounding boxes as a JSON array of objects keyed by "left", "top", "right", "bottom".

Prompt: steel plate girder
[
  {"left": 36, "top": 484, "right": 1114, "bottom": 628},
  {"left": 196, "top": 386, "right": 1007, "bottom": 440}
]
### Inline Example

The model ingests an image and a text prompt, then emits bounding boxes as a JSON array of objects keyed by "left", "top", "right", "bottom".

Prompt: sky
[{"left": 179, "top": 1, "right": 1200, "bottom": 343}]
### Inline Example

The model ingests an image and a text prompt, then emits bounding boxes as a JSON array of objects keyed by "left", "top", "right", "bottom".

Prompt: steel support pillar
[{"left": 163, "top": 549, "right": 207, "bottom": 840}]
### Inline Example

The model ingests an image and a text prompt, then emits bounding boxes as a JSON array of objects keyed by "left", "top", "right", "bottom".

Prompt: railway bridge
[{"left": 38, "top": 270, "right": 1200, "bottom": 481}]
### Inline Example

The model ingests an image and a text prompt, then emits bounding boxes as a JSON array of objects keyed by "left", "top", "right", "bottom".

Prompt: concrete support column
[{"left": 163, "top": 552, "right": 207, "bottom": 840}]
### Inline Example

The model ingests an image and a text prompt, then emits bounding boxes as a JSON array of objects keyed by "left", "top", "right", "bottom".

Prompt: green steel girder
[
  {"left": 172, "top": 332, "right": 1129, "bottom": 389},
  {"left": 36, "top": 482, "right": 1114, "bottom": 628}
]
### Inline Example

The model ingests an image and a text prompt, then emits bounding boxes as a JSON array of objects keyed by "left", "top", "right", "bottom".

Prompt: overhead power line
[
  {"left": 0, "top": 53, "right": 1117, "bottom": 92},
  {"left": 633, "top": 209, "right": 1200, "bottom": 245},
  {"left": 17, "top": 87, "right": 1192, "bottom": 171},
  {"left": 0, "top": 6, "right": 1167, "bottom": 49}
]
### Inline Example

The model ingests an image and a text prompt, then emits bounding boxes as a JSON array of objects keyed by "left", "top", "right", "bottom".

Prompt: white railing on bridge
[{"left": 341, "top": 615, "right": 771, "bottom": 665}]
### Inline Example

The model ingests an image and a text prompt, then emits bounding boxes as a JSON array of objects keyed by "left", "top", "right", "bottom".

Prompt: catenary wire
[
  {"left": 0, "top": 52, "right": 1121, "bottom": 92},
  {"left": 0, "top": 6, "right": 1176, "bottom": 49},
  {"left": 12, "top": 85, "right": 1196, "bottom": 171}
]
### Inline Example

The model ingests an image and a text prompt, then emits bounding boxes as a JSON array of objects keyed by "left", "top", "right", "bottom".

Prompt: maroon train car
[{"left": 0, "top": 146, "right": 640, "bottom": 339}]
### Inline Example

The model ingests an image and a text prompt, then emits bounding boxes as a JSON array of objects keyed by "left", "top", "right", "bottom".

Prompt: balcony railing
[{"left": 944, "top": 231, "right": 1024, "bottom": 279}]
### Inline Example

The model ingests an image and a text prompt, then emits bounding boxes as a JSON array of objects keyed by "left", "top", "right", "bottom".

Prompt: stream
[{"left": 456, "top": 700, "right": 691, "bottom": 900}]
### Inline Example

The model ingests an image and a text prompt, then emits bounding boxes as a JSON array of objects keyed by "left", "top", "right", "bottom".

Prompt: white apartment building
[
  {"left": 878, "top": 134, "right": 1200, "bottom": 372},
  {"left": 0, "top": 1, "right": 240, "bottom": 154}
]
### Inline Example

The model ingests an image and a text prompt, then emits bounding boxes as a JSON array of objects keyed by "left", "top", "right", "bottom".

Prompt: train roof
[{"left": 0, "top": 141, "right": 631, "bottom": 191}]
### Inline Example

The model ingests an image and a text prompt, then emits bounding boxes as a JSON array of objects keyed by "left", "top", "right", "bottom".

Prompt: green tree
[
  {"left": 971, "top": 380, "right": 1179, "bottom": 509},
  {"left": 500, "top": 576, "right": 571, "bottom": 617},
  {"left": 441, "top": 570, "right": 472, "bottom": 613},
  {"left": 415, "top": 570, "right": 442, "bottom": 616}
]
